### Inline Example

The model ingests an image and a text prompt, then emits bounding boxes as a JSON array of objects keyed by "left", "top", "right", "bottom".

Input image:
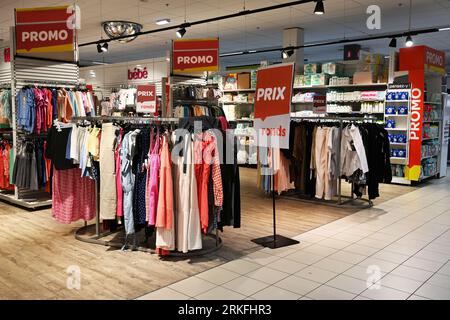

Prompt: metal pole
[
  {"left": 337, "top": 120, "right": 343, "bottom": 205},
  {"left": 272, "top": 147, "right": 277, "bottom": 246},
  {"left": 95, "top": 179, "right": 100, "bottom": 238}
]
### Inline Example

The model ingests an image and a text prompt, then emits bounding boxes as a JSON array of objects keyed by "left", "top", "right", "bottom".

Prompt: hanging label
[
  {"left": 253, "top": 63, "right": 294, "bottom": 149},
  {"left": 172, "top": 38, "right": 219, "bottom": 73},
  {"left": 136, "top": 84, "right": 156, "bottom": 113}
]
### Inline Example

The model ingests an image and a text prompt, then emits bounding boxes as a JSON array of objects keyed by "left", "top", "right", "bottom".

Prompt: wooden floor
[{"left": 0, "top": 168, "right": 416, "bottom": 299}]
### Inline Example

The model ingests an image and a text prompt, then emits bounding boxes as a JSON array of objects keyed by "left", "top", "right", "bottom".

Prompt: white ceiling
[{"left": 1, "top": 0, "right": 450, "bottom": 68}]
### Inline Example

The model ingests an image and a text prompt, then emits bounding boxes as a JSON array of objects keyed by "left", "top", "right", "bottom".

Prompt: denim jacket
[{"left": 16, "top": 88, "right": 35, "bottom": 134}]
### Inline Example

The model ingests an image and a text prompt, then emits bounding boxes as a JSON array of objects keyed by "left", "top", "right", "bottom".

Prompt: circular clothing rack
[{"left": 74, "top": 224, "right": 223, "bottom": 257}]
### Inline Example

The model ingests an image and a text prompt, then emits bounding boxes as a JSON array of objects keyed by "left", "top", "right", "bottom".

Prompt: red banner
[
  {"left": 15, "top": 6, "right": 75, "bottom": 54},
  {"left": 172, "top": 38, "right": 219, "bottom": 73},
  {"left": 253, "top": 63, "right": 294, "bottom": 149},
  {"left": 136, "top": 85, "right": 156, "bottom": 113},
  {"left": 3, "top": 48, "right": 10, "bottom": 63}
]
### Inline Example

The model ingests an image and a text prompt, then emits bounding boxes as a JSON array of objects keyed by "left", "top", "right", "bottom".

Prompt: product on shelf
[
  {"left": 422, "top": 124, "right": 439, "bottom": 139},
  {"left": 385, "top": 119, "right": 396, "bottom": 128},
  {"left": 421, "top": 143, "right": 440, "bottom": 158},
  {"left": 304, "top": 63, "right": 321, "bottom": 75},
  {"left": 386, "top": 91, "right": 409, "bottom": 101},
  {"left": 391, "top": 164, "right": 405, "bottom": 177},
  {"left": 421, "top": 158, "right": 438, "bottom": 177},
  {"left": 328, "top": 77, "right": 351, "bottom": 86},
  {"left": 322, "top": 62, "right": 344, "bottom": 76}
]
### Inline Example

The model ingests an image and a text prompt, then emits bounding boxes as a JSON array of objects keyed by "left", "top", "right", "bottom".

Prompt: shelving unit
[{"left": 385, "top": 86, "right": 412, "bottom": 185}]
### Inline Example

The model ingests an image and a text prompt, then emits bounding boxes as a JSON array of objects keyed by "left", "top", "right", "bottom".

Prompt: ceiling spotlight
[
  {"left": 282, "top": 49, "right": 295, "bottom": 59},
  {"left": 176, "top": 27, "right": 187, "bottom": 38},
  {"left": 389, "top": 38, "right": 397, "bottom": 48},
  {"left": 97, "top": 42, "right": 108, "bottom": 53},
  {"left": 405, "top": 35, "right": 414, "bottom": 47},
  {"left": 314, "top": 0, "right": 325, "bottom": 15},
  {"left": 156, "top": 19, "right": 171, "bottom": 25}
]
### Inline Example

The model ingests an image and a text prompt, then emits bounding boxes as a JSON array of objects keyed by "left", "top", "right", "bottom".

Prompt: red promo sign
[
  {"left": 172, "top": 38, "right": 219, "bottom": 72},
  {"left": 136, "top": 85, "right": 156, "bottom": 113},
  {"left": 15, "top": 6, "right": 75, "bottom": 54},
  {"left": 3, "top": 48, "right": 10, "bottom": 62},
  {"left": 253, "top": 63, "right": 294, "bottom": 149},
  {"left": 425, "top": 47, "right": 445, "bottom": 74}
]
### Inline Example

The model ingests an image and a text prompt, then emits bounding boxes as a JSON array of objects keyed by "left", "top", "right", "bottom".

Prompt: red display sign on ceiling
[
  {"left": 172, "top": 38, "right": 219, "bottom": 73},
  {"left": 253, "top": 63, "right": 294, "bottom": 149},
  {"left": 15, "top": 6, "right": 75, "bottom": 54},
  {"left": 136, "top": 84, "right": 157, "bottom": 114}
]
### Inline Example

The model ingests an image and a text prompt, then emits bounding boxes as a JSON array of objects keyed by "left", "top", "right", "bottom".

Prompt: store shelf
[
  {"left": 423, "top": 119, "right": 442, "bottom": 123},
  {"left": 294, "top": 85, "right": 327, "bottom": 89},
  {"left": 386, "top": 100, "right": 410, "bottom": 103},
  {"left": 391, "top": 157, "right": 408, "bottom": 160},
  {"left": 230, "top": 119, "right": 254, "bottom": 122},
  {"left": 421, "top": 155, "right": 439, "bottom": 161},
  {"left": 390, "top": 142, "right": 408, "bottom": 146},
  {"left": 0, "top": 190, "right": 52, "bottom": 209},
  {"left": 424, "top": 102, "right": 441, "bottom": 105},
  {"left": 222, "top": 89, "right": 255, "bottom": 93},
  {"left": 220, "top": 101, "right": 254, "bottom": 105},
  {"left": 391, "top": 176, "right": 412, "bottom": 185},
  {"left": 327, "top": 83, "right": 387, "bottom": 88},
  {"left": 420, "top": 173, "right": 439, "bottom": 180},
  {"left": 422, "top": 137, "right": 439, "bottom": 142},
  {"left": 385, "top": 128, "right": 408, "bottom": 131},
  {"left": 327, "top": 100, "right": 385, "bottom": 103},
  {"left": 292, "top": 101, "right": 314, "bottom": 104},
  {"left": 385, "top": 114, "right": 409, "bottom": 117}
]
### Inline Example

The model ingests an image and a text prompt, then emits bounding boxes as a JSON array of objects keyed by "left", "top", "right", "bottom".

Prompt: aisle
[
  {"left": 0, "top": 168, "right": 416, "bottom": 299},
  {"left": 138, "top": 171, "right": 450, "bottom": 300}
]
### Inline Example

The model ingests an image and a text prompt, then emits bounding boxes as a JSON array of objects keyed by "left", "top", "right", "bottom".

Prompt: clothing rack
[
  {"left": 280, "top": 115, "right": 378, "bottom": 209},
  {"left": 70, "top": 116, "right": 224, "bottom": 257}
]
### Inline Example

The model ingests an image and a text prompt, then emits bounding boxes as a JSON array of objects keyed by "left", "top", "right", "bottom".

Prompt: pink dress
[
  {"left": 115, "top": 129, "right": 124, "bottom": 217},
  {"left": 147, "top": 133, "right": 160, "bottom": 226}
]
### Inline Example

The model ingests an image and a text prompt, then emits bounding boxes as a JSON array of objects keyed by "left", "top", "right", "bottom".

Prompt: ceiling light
[
  {"left": 97, "top": 43, "right": 103, "bottom": 53},
  {"left": 405, "top": 35, "right": 414, "bottom": 47},
  {"left": 176, "top": 27, "right": 186, "bottom": 38},
  {"left": 282, "top": 49, "right": 294, "bottom": 59},
  {"left": 389, "top": 38, "right": 397, "bottom": 48},
  {"left": 101, "top": 42, "right": 108, "bottom": 52},
  {"left": 156, "top": 19, "right": 171, "bottom": 25},
  {"left": 102, "top": 21, "right": 143, "bottom": 43},
  {"left": 439, "top": 27, "right": 450, "bottom": 31},
  {"left": 314, "top": 0, "right": 325, "bottom": 15}
]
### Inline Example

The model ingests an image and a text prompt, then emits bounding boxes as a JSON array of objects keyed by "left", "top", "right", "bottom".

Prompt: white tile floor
[{"left": 137, "top": 176, "right": 450, "bottom": 300}]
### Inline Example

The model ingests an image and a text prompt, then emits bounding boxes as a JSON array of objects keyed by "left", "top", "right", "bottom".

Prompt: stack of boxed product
[
  {"left": 294, "top": 62, "right": 346, "bottom": 87},
  {"left": 353, "top": 52, "right": 388, "bottom": 84}
]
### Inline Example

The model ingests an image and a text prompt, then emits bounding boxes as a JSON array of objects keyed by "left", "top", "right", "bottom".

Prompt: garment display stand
[
  {"left": 70, "top": 116, "right": 224, "bottom": 257},
  {"left": 251, "top": 146, "right": 300, "bottom": 249},
  {"left": 0, "top": 56, "right": 79, "bottom": 209},
  {"left": 280, "top": 116, "right": 377, "bottom": 209}
]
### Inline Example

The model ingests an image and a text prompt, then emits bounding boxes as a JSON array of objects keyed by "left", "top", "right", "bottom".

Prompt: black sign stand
[{"left": 251, "top": 148, "right": 299, "bottom": 249}]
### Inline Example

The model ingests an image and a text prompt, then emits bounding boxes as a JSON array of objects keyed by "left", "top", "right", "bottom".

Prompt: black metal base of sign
[{"left": 251, "top": 234, "right": 299, "bottom": 249}]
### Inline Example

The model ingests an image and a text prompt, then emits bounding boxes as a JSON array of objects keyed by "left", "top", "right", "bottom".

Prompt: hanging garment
[
  {"left": 99, "top": 123, "right": 118, "bottom": 220},
  {"left": 121, "top": 131, "right": 135, "bottom": 235},
  {"left": 173, "top": 132, "right": 202, "bottom": 253},
  {"left": 155, "top": 134, "right": 175, "bottom": 251},
  {"left": 147, "top": 130, "right": 160, "bottom": 226},
  {"left": 52, "top": 167, "right": 96, "bottom": 224},
  {"left": 114, "top": 128, "right": 124, "bottom": 217}
]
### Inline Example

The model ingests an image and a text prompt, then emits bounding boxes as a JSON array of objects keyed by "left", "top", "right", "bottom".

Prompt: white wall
[{"left": 80, "top": 57, "right": 169, "bottom": 97}]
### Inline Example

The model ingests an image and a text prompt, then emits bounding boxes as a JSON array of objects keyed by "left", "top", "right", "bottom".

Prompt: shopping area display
[
  {"left": 47, "top": 115, "right": 241, "bottom": 255},
  {"left": 257, "top": 117, "right": 391, "bottom": 206}
]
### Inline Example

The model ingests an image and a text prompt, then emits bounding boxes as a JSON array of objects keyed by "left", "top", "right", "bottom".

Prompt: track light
[
  {"left": 176, "top": 27, "right": 186, "bottom": 38},
  {"left": 281, "top": 49, "right": 294, "bottom": 59},
  {"left": 97, "top": 42, "right": 108, "bottom": 53},
  {"left": 389, "top": 38, "right": 397, "bottom": 48},
  {"left": 405, "top": 35, "right": 414, "bottom": 47},
  {"left": 314, "top": 0, "right": 325, "bottom": 15}
]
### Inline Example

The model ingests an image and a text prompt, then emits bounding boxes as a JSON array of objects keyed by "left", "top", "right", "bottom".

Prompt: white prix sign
[{"left": 136, "top": 84, "right": 156, "bottom": 113}]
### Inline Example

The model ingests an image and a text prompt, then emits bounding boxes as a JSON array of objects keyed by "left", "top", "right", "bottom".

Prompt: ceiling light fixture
[
  {"left": 389, "top": 38, "right": 397, "bottom": 48},
  {"left": 439, "top": 27, "right": 450, "bottom": 31},
  {"left": 281, "top": 48, "right": 295, "bottom": 59},
  {"left": 97, "top": 42, "right": 108, "bottom": 53},
  {"left": 102, "top": 21, "right": 143, "bottom": 43},
  {"left": 314, "top": 0, "right": 325, "bottom": 15},
  {"left": 405, "top": 35, "right": 414, "bottom": 47},
  {"left": 97, "top": 43, "right": 103, "bottom": 53},
  {"left": 176, "top": 27, "right": 187, "bottom": 38},
  {"left": 156, "top": 19, "right": 171, "bottom": 25}
]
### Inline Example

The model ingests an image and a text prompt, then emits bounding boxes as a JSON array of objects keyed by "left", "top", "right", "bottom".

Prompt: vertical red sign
[{"left": 253, "top": 63, "right": 294, "bottom": 149}]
